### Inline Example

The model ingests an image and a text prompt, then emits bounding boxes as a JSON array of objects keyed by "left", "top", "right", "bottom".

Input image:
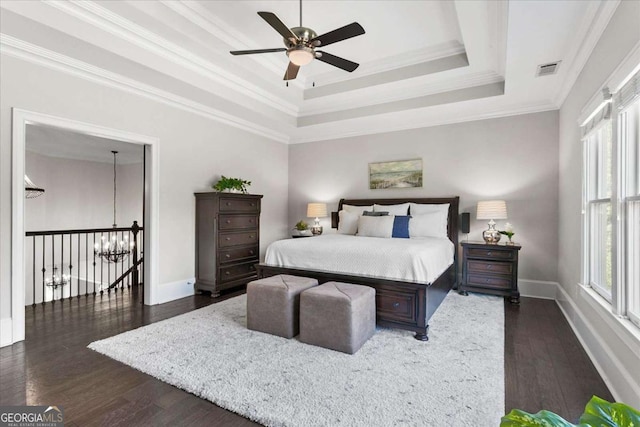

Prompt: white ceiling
[
  {"left": 0, "top": 0, "right": 621, "bottom": 144},
  {"left": 26, "top": 124, "right": 144, "bottom": 165}
]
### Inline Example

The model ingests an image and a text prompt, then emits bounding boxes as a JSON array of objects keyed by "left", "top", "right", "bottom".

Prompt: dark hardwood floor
[{"left": 1, "top": 288, "right": 612, "bottom": 425}]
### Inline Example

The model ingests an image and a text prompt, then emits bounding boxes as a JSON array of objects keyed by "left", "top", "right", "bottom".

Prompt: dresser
[
  {"left": 194, "top": 192, "right": 263, "bottom": 297},
  {"left": 460, "top": 241, "right": 521, "bottom": 304}
]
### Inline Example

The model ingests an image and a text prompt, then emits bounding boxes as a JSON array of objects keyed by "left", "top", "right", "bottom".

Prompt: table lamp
[
  {"left": 476, "top": 200, "right": 507, "bottom": 244},
  {"left": 307, "top": 203, "right": 328, "bottom": 235}
]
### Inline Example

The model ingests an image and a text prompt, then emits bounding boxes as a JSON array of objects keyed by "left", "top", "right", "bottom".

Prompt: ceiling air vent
[{"left": 536, "top": 61, "right": 561, "bottom": 77}]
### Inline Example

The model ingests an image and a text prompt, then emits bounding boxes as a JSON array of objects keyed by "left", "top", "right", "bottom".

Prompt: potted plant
[
  {"left": 292, "top": 220, "right": 313, "bottom": 237},
  {"left": 212, "top": 176, "right": 251, "bottom": 194},
  {"left": 501, "top": 395, "right": 639, "bottom": 426}
]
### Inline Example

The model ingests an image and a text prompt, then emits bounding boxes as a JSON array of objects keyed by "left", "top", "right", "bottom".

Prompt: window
[{"left": 582, "top": 68, "right": 640, "bottom": 328}]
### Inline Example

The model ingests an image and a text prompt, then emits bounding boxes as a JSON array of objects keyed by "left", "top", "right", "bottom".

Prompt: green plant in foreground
[
  {"left": 295, "top": 220, "right": 309, "bottom": 231},
  {"left": 501, "top": 396, "right": 640, "bottom": 427},
  {"left": 212, "top": 176, "right": 251, "bottom": 194}
]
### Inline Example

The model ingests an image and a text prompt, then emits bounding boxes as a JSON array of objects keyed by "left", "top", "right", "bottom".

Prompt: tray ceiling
[{"left": 0, "top": 0, "right": 620, "bottom": 143}]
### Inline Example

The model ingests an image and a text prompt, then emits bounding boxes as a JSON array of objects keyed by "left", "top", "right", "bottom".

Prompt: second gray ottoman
[
  {"left": 247, "top": 274, "right": 318, "bottom": 338},
  {"left": 300, "top": 282, "right": 376, "bottom": 354}
]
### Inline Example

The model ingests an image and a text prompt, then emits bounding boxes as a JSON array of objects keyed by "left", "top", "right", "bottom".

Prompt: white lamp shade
[
  {"left": 476, "top": 200, "right": 507, "bottom": 220},
  {"left": 307, "top": 203, "right": 328, "bottom": 218}
]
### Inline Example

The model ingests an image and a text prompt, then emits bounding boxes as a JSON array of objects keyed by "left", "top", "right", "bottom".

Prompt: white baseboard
[
  {"left": 555, "top": 284, "right": 640, "bottom": 408},
  {"left": 155, "top": 278, "right": 196, "bottom": 305},
  {"left": 519, "top": 279, "right": 559, "bottom": 300},
  {"left": 0, "top": 317, "right": 13, "bottom": 347}
]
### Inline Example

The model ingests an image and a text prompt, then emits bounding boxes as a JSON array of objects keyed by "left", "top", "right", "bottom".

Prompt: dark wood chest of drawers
[
  {"left": 194, "top": 192, "right": 263, "bottom": 297},
  {"left": 460, "top": 241, "right": 521, "bottom": 304}
]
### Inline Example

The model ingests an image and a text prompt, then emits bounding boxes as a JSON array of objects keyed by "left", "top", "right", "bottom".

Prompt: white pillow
[
  {"left": 409, "top": 211, "right": 448, "bottom": 238},
  {"left": 357, "top": 215, "right": 394, "bottom": 238},
  {"left": 343, "top": 204, "right": 373, "bottom": 217},
  {"left": 337, "top": 210, "right": 359, "bottom": 235},
  {"left": 409, "top": 202, "right": 449, "bottom": 216},
  {"left": 373, "top": 203, "right": 410, "bottom": 216}
]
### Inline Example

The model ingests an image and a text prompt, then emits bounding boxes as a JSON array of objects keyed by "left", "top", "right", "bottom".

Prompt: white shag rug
[{"left": 89, "top": 292, "right": 504, "bottom": 426}]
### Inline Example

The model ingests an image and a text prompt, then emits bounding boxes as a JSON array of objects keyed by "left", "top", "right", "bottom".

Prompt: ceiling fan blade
[
  {"left": 258, "top": 11, "right": 299, "bottom": 42},
  {"left": 283, "top": 62, "right": 300, "bottom": 81},
  {"left": 315, "top": 51, "right": 359, "bottom": 72},
  {"left": 230, "top": 48, "right": 287, "bottom": 55},
  {"left": 310, "top": 22, "right": 365, "bottom": 47}
]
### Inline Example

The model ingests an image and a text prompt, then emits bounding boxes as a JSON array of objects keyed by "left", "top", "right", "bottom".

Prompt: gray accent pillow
[{"left": 363, "top": 210, "right": 389, "bottom": 216}]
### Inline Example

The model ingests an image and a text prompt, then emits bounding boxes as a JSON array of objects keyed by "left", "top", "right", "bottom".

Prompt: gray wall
[
  {"left": 0, "top": 54, "right": 289, "bottom": 324},
  {"left": 558, "top": 0, "right": 640, "bottom": 406},
  {"left": 289, "top": 111, "right": 559, "bottom": 283},
  {"left": 25, "top": 151, "right": 143, "bottom": 231}
]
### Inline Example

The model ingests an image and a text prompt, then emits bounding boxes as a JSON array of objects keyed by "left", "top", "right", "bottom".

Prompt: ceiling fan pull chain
[{"left": 299, "top": 0, "right": 302, "bottom": 27}]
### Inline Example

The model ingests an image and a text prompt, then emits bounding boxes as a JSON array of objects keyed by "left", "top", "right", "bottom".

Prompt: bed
[{"left": 256, "top": 197, "right": 459, "bottom": 341}]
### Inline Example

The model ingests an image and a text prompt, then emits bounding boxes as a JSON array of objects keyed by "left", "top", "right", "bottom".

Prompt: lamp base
[
  {"left": 482, "top": 220, "right": 501, "bottom": 244},
  {"left": 311, "top": 226, "right": 323, "bottom": 236}
]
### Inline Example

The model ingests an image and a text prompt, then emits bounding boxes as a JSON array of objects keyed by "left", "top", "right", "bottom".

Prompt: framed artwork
[{"left": 369, "top": 159, "right": 423, "bottom": 189}]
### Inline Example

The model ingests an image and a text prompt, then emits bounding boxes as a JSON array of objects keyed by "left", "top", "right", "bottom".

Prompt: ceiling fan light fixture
[{"left": 287, "top": 46, "right": 315, "bottom": 66}]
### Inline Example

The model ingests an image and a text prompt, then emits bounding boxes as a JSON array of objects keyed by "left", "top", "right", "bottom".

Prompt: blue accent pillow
[{"left": 392, "top": 215, "right": 411, "bottom": 238}]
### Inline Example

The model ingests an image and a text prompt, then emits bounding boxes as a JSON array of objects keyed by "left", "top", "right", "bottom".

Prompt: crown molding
[
  {"left": 552, "top": 0, "right": 621, "bottom": 107},
  {"left": 0, "top": 34, "right": 290, "bottom": 143},
  {"left": 299, "top": 70, "right": 503, "bottom": 117},
  {"left": 290, "top": 100, "right": 557, "bottom": 144},
  {"left": 44, "top": 0, "right": 299, "bottom": 116}
]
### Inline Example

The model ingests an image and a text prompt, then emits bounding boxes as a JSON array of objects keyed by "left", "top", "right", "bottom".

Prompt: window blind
[
  {"left": 614, "top": 68, "right": 640, "bottom": 110},
  {"left": 581, "top": 100, "right": 611, "bottom": 139}
]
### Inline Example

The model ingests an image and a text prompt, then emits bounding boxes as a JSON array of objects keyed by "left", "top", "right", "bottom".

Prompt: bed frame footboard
[{"left": 255, "top": 263, "right": 456, "bottom": 341}]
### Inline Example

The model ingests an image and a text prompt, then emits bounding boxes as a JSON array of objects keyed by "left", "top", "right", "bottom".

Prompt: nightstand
[{"left": 459, "top": 241, "right": 521, "bottom": 304}]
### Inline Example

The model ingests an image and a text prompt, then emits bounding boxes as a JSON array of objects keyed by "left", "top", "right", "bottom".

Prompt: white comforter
[{"left": 265, "top": 234, "right": 454, "bottom": 284}]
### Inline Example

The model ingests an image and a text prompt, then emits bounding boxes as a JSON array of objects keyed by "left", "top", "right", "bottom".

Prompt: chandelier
[
  {"left": 45, "top": 266, "right": 69, "bottom": 290},
  {"left": 25, "top": 175, "right": 45, "bottom": 198},
  {"left": 94, "top": 151, "right": 132, "bottom": 263}
]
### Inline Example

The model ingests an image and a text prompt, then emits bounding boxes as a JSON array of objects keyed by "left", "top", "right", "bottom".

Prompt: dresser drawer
[
  {"left": 467, "top": 274, "right": 512, "bottom": 289},
  {"left": 376, "top": 290, "right": 416, "bottom": 323},
  {"left": 219, "top": 231, "right": 258, "bottom": 248},
  {"left": 467, "top": 248, "right": 514, "bottom": 260},
  {"left": 219, "top": 214, "right": 258, "bottom": 230},
  {"left": 219, "top": 246, "right": 258, "bottom": 263},
  {"left": 219, "top": 197, "right": 259, "bottom": 213},
  {"left": 468, "top": 260, "right": 512, "bottom": 275},
  {"left": 219, "top": 262, "right": 257, "bottom": 284}
]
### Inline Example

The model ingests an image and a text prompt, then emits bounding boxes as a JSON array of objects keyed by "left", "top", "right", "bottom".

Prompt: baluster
[
  {"left": 107, "top": 230, "right": 111, "bottom": 295},
  {"left": 100, "top": 232, "right": 104, "bottom": 296},
  {"left": 85, "top": 234, "right": 89, "bottom": 297},
  {"left": 77, "top": 233, "right": 80, "bottom": 300},
  {"left": 127, "top": 229, "right": 131, "bottom": 288},
  {"left": 31, "top": 236, "right": 35, "bottom": 307},
  {"left": 51, "top": 234, "right": 55, "bottom": 304},
  {"left": 93, "top": 233, "right": 97, "bottom": 296},
  {"left": 41, "top": 235, "right": 46, "bottom": 305},
  {"left": 68, "top": 233, "right": 73, "bottom": 300},
  {"left": 60, "top": 234, "right": 64, "bottom": 302}
]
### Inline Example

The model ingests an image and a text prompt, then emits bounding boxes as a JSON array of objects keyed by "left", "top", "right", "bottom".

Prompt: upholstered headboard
[{"left": 337, "top": 196, "right": 460, "bottom": 252}]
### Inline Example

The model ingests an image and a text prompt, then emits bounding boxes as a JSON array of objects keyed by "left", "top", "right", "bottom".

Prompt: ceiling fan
[{"left": 230, "top": 0, "right": 365, "bottom": 81}]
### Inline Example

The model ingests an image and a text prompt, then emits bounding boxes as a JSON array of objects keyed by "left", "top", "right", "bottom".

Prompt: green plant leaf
[
  {"left": 579, "top": 396, "right": 640, "bottom": 427},
  {"left": 501, "top": 409, "right": 576, "bottom": 427}
]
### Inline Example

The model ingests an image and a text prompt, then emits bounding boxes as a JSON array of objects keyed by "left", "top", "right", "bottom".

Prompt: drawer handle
[
  {"left": 250, "top": 203, "right": 255, "bottom": 206},
  {"left": 250, "top": 265, "right": 254, "bottom": 270},
  {"left": 226, "top": 220, "right": 232, "bottom": 224},
  {"left": 225, "top": 271, "right": 230, "bottom": 275},
  {"left": 225, "top": 254, "right": 231, "bottom": 259},
  {"left": 393, "top": 302, "right": 400, "bottom": 308},
  {"left": 249, "top": 219, "right": 254, "bottom": 223},
  {"left": 226, "top": 202, "right": 232, "bottom": 206},
  {"left": 485, "top": 278, "right": 490, "bottom": 283},
  {"left": 249, "top": 235, "right": 254, "bottom": 239},
  {"left": 249, "top": 250, "right": 254, "bottom": 255},
  {"left": 225, "top": 237, "right": 231, "bottom": 241},
  {"left": 486, "top": 265, "right": 493, "bottom": 269},
  {"left": 487, "top": 251, "right": 492, "bottom": 256}
]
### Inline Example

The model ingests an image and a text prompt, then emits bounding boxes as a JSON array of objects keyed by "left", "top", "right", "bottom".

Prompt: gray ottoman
[
  {"left": 247, "top": 274, "right": 318, "bottom": 338},
  {"left": 300, "top": 282, "right": 376, "bottom": 354}
]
